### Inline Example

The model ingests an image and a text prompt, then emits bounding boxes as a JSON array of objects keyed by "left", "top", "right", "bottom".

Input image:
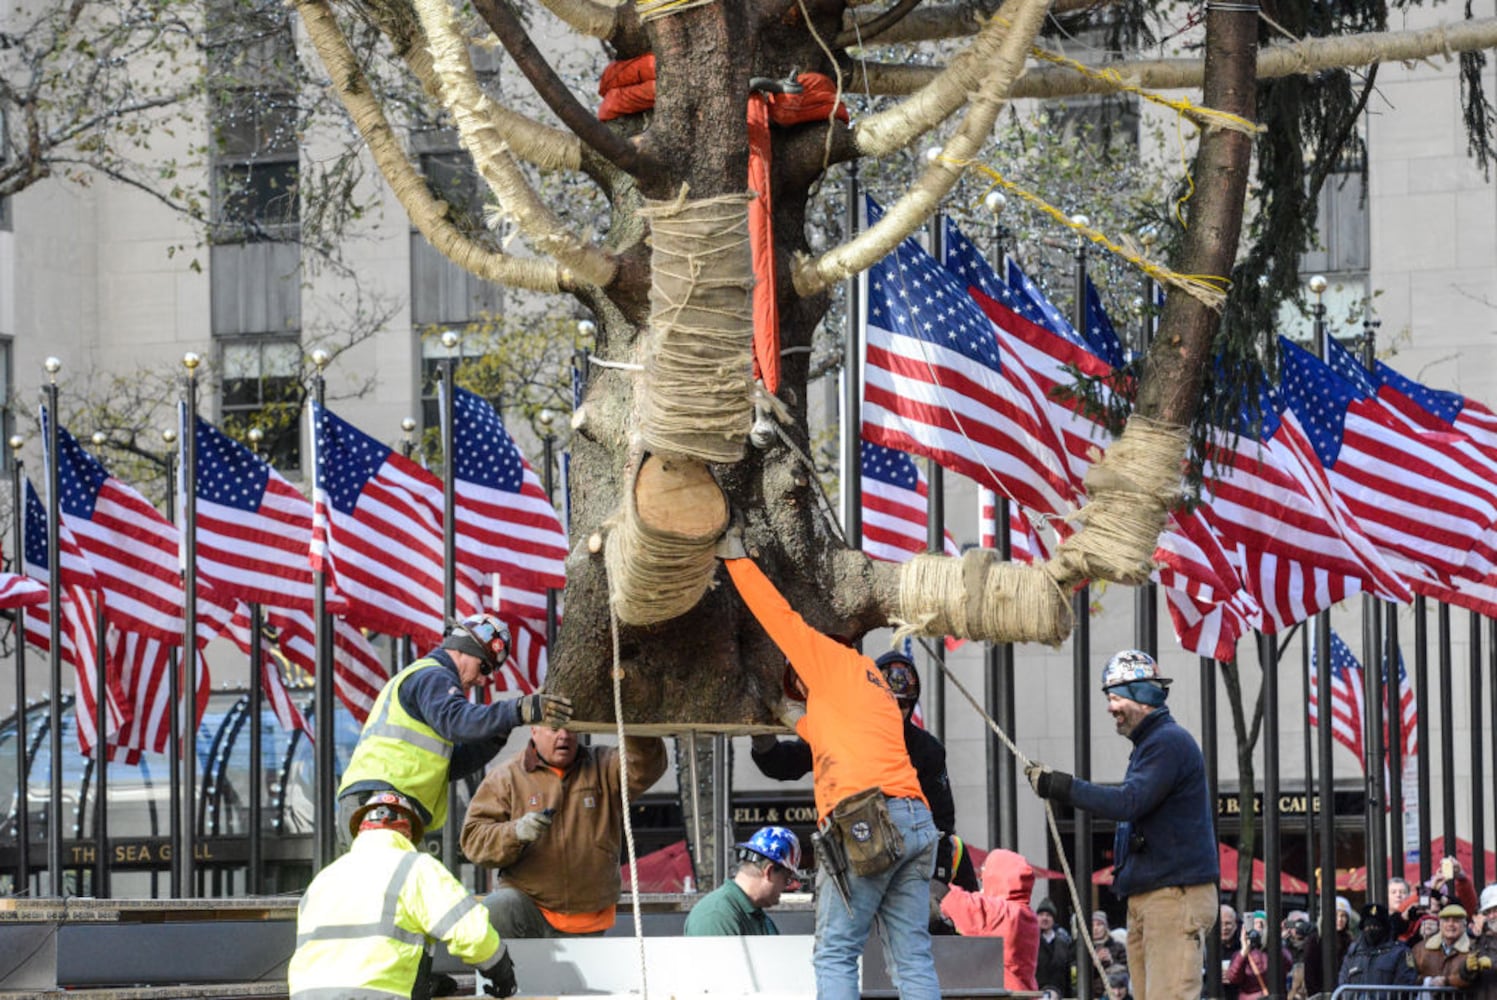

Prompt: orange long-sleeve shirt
[{"left": 725, "top": 558, "right": 925, "bottom": 821}]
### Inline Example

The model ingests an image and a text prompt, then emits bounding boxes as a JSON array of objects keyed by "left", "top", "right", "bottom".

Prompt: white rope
[
  {"left": 911, "top": 635, "right": 1111, "bottom": 986},
  {"left": 589, "top": 357, "right": 646, "bottom": 372},
  {"left": 610, "top": 600, "right": 649, "bottom": 998}
]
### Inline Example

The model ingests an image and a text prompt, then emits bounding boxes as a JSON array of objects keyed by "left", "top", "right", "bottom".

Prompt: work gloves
[
  {"left": 1025, "top": 761, "right": 1073, "bottom": 802},
  {"left": 513, "top": 809, "right": 554, "bottom": 844},
  {"left": 750, "top": 734, "right": 781, "bottom": 754},
  {"left": 517, "top": 692, "right": 573, "bottom": 729},
  {"left": 1466, "top": 953, "right": 1493, "bottom": 975},
  {"left": 775, "top": 697, "right": 807, "bottom": 729},
  {"left": 482, "top": 946, "right": 518, "bottom": 998}
]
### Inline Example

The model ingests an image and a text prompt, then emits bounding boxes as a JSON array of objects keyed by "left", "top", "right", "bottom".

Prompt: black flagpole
[
  {"left": 310, "top": 348, "right": 336, "bottom": 871},
  {"left": 1069, "top": 222, "right": 1092, "bottom": 1000},
  {"left": 1260, "top": 633, "right": 1284, "bottom": 995},
  {"left": 247, "top": 425, "right": 267, "bottom": 895},
  {"left": 1471, "top": 611, "right": 1485, "bottom": 889},
  {"left": 9, "top": 435, "right": 29, "bottom": 894},
  {"left": 1358, "top": 321, "right": 1388, "bottom": 905},
  {"left": 42, "top": 359, "right": 64, "bottom": 896},
  {"left": 923, "top": 216, "right": 946, "bottom": 743},
  {"left": 161, "top": 425, "right": 181, "bottom": 897},
  {"left": 87, "top": 433, "right": 110, "bottom": 899},
  {"left": 1386, "top": 611, "right": 1405, "bottom": 882},
  {"left": 1414, "top": 594, "right": 1432, "bottom": 885},
  {"left": 1201, "top": 654, "right": 1221, "bottom": 999},
  {"left": 179, "top": 355, "right": 202, "bottom": 896},
  {"left": 1438, "top": 602, "right": 1456, "bottom": 862},
  {"left": 439, "top": 331, "right": 460, "bottom": 873},
  {"left": 1311, "top": 280, "right": 1336, "bottom": 990},
  {"left": 982, "top": 192, "right": 1017, "bottom": 852}
]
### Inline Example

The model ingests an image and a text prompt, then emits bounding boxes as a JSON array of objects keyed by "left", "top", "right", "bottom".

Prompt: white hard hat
[{"left": 1480, "top": 883, "right": 1497, "bottom": 914}]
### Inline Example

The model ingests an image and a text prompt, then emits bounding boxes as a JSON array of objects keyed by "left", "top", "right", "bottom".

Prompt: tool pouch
[{"left": 829, "top": 786, "right": 903, "bottom": 877}]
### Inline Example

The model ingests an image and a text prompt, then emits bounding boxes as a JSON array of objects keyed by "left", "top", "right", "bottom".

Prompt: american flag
[
  {"left": 860, "top": 442, "right": 959, "bottom": 562},
  {"left": 106, "top": 630, "right": 211, "bottom": 760},
  {"left": 1198, "top": 372, "right": 1412, "bottom": 633},
  {"left": 1004, "top": 258, "right": 1092, "bottom": 354},
  {"left": 1083, "top": 279, "right": 1128, "bottom": 369},
  {"left": 310, "top": 401, "right": 482, "bottom": 647},
  {"left": 1307, "top": 625, "right": 1418, "bottom": 766},
  {"left": 41, "top": 408, "right": 233, "bottom": 644},
  {"left": 21, "top": 479, "right": 124, "bottom": 759},
  {"left": 1279, "top": 337, "right": 1497, "bottom": 602},
  {"left": 1385, "top": 645, "right": 1419, "bottom": 760},
  {"left": 190, "top": 415, "right": 385, "bottom": 723},
  {"left": 978, "top": 487, "right": 1051, "bottom": 563},
  {"left": 943, "top": 225, "right": 1258, "bottom": 656},
  {"left": 443, "top": 385, "right": 568, "bottom": 589},
  {"left": 191, "top": 414, "right": 331, "bottom": 611},
  {"left": 261, "top": 606, "right": 386, "bottom": 723},
  {"left": 0, "top": 572, "right": 45, "bottom": 608},
  {"left": 225, "top": 606, "right": 310, "bottom": 735},
  {"left": 1309, "top": 628, "right": 1367, "bottom": 767},
  {"left": 860, "top": 198, "right": 1075, "bottom": 519}
]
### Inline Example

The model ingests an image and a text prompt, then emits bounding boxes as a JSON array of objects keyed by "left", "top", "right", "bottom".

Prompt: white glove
[{"left": 513, "top": 809, "right": 553, "bottom": 844}]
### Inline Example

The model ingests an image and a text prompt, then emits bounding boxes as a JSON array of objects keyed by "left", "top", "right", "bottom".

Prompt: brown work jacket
[{"left": 461, "top": 737, "right": 667, "bottom": 916}]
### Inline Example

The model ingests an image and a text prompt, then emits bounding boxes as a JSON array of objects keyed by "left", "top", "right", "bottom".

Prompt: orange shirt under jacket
[{"left": 726, "top": 558, "right": 926, "bottom": 822}]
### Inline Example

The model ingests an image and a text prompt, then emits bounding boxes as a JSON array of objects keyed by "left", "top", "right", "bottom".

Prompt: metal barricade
[{"left": 1330, "top": 983, "right": 1467, "bottom": 1000}]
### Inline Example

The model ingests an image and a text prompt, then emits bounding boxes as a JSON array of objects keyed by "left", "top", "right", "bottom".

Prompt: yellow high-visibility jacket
[
  {"left": 288, "top": 828, "right": 501, "bottom": 1000},
  {"left": 338, "top": 659, "right": 454, "bottom": 831}
]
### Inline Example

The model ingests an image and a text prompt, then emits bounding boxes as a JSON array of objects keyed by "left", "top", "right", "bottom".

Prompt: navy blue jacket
[
  {"left": 1063, "top": 706, "right": 1217, "bottom": 897},
  {"left": 1338, "top": 936, "right": 1418, "bottom": 991}
]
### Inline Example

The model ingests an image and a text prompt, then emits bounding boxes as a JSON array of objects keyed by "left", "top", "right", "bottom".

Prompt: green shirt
[{"left": 682, "top": 880, "right": 780, "bottom": 936}]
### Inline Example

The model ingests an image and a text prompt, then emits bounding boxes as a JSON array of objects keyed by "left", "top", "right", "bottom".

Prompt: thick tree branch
[
  {"left": 533, "top": 0, "right": 623, "bottom": 38},
  {"left": 835, "top": 0, "right": 925, "bottom": 48},
  {"left": 793, "top": 0, "right": 1051, "bottom": 297},
  {"left": 853, "top": 15, "right": 1497, "bottom": 97},
  {"left": 293, "top": 0, "right": 567, "bottom": 292},
  {"left": 839, "top": 0, "right": 1100, "bottom": 44},
  {"left": 413, "top": 0, "right": 617, "bottom": 287},
  {"left": 469, "top": 0, "right": 659, "bottom": 177}
]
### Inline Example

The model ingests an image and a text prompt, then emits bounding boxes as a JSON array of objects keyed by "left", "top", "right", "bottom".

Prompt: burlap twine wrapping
[
  {"left": 896, "top": 550, "right": 1074, "bottom": 646},
  {"left": 603, "top": 466, "right": 724, "bottom": 626},
  {"left": 637, "top": 190, "right": 756, "bottom": 465},
  {"left": 1051, "top": 417, "right": 1189, "bottom": 586}
]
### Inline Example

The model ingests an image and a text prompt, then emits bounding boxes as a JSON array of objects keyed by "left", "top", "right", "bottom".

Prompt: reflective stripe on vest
[
  {"left": 297, "top": 851, "right": 422, "bottom": 952},
  {"left": 338, "top": 659, "right": 455, "bottom": 829},
  {"left": 427, "top": 894, "right": 483, "bottom": 941}
]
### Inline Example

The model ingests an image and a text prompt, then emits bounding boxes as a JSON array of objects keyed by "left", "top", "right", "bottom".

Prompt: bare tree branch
[{"left": 469, "top": 0, "right": 659, "bottom": 176}]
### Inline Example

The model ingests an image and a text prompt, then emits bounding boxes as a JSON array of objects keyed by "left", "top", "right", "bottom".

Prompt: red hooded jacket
[{"left": 939, "top": 849, "right": 1040, "bottom": 990}]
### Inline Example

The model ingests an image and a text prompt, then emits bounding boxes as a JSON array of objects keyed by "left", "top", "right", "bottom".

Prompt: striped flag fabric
[
  {"left": 861, "top": 442, "right": 959, "bottom": 562},
  {"left": 225, "top": 606, "right": 310, "bottom": 735},
  {"left": 443, "top": 386, "right": 569, "bottom": 590},
  {"left": 1386, "top": 647, "right": 1419, "bottom": 760},
  {"left": 860, "top": 198, "right": 1076, "bottom": 519},
  {"left": 107, "top": 630, "right": 211, "bottom": 761},
  {"left": 978, "top": 487, "right": 1051, "bottom": 563},
  {"left": 1309, "top": 628, "right": 1367, "bottom": 768},
  {"left": 1279, "top": 337, "right": 1497, "bottom": 600},
  {"left": 310, "top": 401, "right": 482, "bottom": 648},
  {"left": 0, "top": 572, "right": 45, "bottom": 608},
  {"left": 262, "top": 607, "right": 386, "bottom": 723},
  {"left": 942, "top": 226, "right": 1258, "bottom": 655},
  {"left": 191, "top": 415, "right": 334, "bottom": 612},
  {"left": 1083, "top": 279, "right": 1128, "bottom": 369},
  {"left": 21, "top": 478, "right": 128, "bottom": 759},
  {"left": 42, "top": 408, "right": 233, "bottom": 644},
  {"left": 190, "top": 415, "right": 384, "bottom": 723}
]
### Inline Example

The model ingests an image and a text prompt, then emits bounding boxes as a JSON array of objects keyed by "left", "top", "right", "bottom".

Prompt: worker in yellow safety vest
[
  {"left": 288, "top": 790, "right": 519, "bottom": 999},
  {"left": 337, "top": 613, "right": 572, "bottom": 843}
]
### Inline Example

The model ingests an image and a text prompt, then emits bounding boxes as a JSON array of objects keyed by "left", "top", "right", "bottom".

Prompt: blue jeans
[{"left": 814, "top": 796, "right": 940, "bottom": 1000}]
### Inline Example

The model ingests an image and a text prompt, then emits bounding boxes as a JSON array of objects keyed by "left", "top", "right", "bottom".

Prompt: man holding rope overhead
[
  {"left": 720, "top": 536, "right": 941, "bottom": 1000},
  {"left": 1025, "top": 650, "right": 1218, "bottom": 1000}
]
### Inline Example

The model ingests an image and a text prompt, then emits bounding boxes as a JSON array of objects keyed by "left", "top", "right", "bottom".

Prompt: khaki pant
[{"left": 1126, "top": 883, "right": 1218, "bottom": 1000}]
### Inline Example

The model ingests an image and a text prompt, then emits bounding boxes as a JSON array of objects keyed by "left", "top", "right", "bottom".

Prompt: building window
[{"left": 220, "top": 337, "right": 301, "bottom": 469}]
